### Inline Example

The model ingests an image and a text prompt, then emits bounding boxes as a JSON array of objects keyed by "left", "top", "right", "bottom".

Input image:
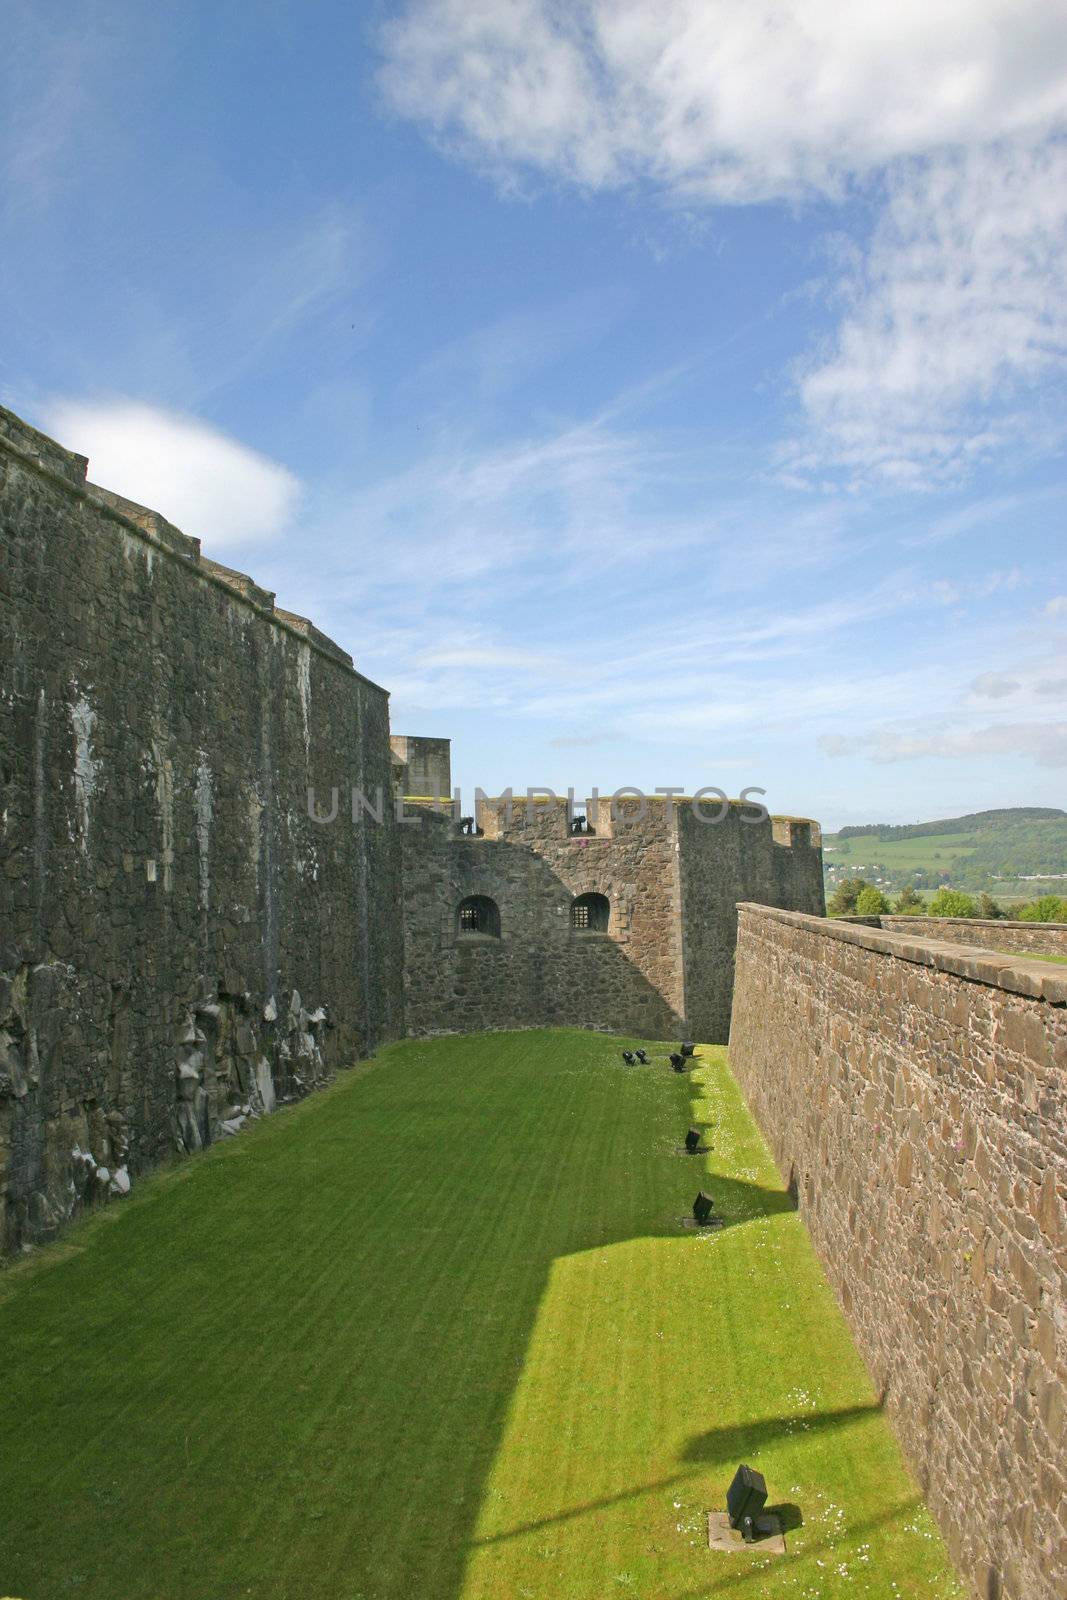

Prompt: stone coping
[
  {"left": 0, "top": 403, "right": 386, "bottom": 693},
  {"left": 838, "top": 914, "right": 1067, "bottom": 936},
  {"left": 737, "top": 902, "right": 1067, "bottom": 1005},
  {"left": 400, "top": 794, "right": 819, "bottom": 825}
]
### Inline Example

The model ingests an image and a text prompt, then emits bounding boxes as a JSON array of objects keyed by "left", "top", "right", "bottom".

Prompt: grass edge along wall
[
  {"left": 730, "top": 903, "right": 1067, "bottom": 1600},
  {"left": 0, "top": 1029, "right": 963, "bottom": 1600}
]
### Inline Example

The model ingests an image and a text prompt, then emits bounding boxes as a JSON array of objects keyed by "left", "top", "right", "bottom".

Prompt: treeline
[
  {"left": 953, "top": 818, "right": 1067, "bottom": 883},
  {"left": 827, "top": 878, "right": 1067, "bottom": 923},
  {"left": 836, "top": 807, "right": 1065, "bottom": 842}
]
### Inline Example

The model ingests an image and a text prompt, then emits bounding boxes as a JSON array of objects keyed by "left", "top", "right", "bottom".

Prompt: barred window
[
  {"left": 571, "top": 892, "right": 609, "bottom": 932},
  {"left": 457, "top": 895, "right": 500, "bottom": 938}
]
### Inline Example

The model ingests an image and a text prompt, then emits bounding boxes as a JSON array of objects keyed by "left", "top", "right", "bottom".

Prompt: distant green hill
[{"left": 824, "top": 807, "right": 1067, "bottom": 899}]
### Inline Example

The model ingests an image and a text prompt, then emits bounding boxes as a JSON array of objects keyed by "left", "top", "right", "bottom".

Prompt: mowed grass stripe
[{"left": 0, "top": 1031, "right": 961, "bottom": 1600}]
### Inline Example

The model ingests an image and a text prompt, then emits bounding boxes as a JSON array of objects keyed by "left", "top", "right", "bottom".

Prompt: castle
[
  {"left": 0, "top": 403, "right": 822, "bottom": 1256},
  {"left": 2, "top": 403, "right": 1064, "bottom": 1600}
]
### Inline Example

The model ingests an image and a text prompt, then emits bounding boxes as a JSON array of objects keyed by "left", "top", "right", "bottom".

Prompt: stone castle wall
[
  {"left": 399, "top": 799, "right": 686, "bottom": 1038},
  {"left": 730, "top": 904, "right": 1067, "bottom": 1600},
  {"left": 400, "top": 796, "right": 824, "bottom": 1040},
  {"left": 880, "top": 915, "right": 1067, "bottom": 957},
  {"left": 0, "top": 407, "right": 404, "bottom": 1253},
  {"left": 1, "top": 399, "right": 825, "bottom": 1254},
  {"left": 678, "top": 807, "right": 824, "bottom": 1041}
]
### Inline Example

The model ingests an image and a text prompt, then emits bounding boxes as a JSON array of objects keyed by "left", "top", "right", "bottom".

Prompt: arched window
[
  {"left": 457, "top": 895, "right": 501, "bottom": 938},
  {"left": 571, "top": 892, "right": 609, "bottom": 932}
]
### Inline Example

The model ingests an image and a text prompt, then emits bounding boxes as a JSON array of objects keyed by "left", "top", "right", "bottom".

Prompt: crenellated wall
[
  {"left": 0, "top": 406, "right": 404, "bottom": 1252},
  {"left": 729, "top": 904, "right": 1067, "bottom": 1600},
  {"left": 399, "top": 795, "right": 824, "bottom": 1040},
  {"left": 1, "top": 399, "right": 826, "bottom": 1254},
  {"left": 678, "top": 806, "right": 824, "bottom": 1040}
]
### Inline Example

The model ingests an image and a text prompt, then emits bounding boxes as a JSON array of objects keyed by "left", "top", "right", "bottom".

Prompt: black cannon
[{"left": 726, "top": 1464, "right": 767, "bottom": 1542}]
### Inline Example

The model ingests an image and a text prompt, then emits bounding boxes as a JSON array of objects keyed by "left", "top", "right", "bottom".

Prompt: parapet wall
[
  {"left": 880, "top": 915, "right": 1067, "bottom": 957},
  {"left": 729, "top": 904, "right": 1066, "bottom": 1600},
  {"left": 399, "top": 800, "right": 686, "bottom": 1038},
  {"left": 0, "top": 405, "right": 404, "bottom": 1253},
  {"left": 679, "top": 805, "right": 824, "bottom": 1040},
  {"left": 399, "top": 796, "right": 824, "bottom": 1041}
]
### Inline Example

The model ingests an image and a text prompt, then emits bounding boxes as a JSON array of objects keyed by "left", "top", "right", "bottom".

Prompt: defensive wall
[
  {"left": 881, "top": 915, "right": 1067, "bottom": 958},
  {"left": 398, "top": 777, "right": 824, "bottom": 1041},
  {"left": 1, "top": 399, "right": 825, "bottom": 1256},
  {"left": 0, "top": 406, "right": 403, "bottom": 1253},
  {"left": 730, "top": 903, "right": 1067, "bottom": 1600}
]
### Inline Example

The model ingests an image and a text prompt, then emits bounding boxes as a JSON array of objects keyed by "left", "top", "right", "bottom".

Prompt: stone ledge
[
  {"left": 0, "top": 403, "right": 376, "bottom": 688},
  {"left": 736, "top": 903, "right": 1067, "bottom": 1005}
]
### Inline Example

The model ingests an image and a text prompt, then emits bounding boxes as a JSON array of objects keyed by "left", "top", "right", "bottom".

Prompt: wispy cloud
[
  {"left": 379, "top": 1, "right": 1067, "bottom": 201},
  {"left": 380, "top": 4, "right": 1067, "bottom": 490},
  {"left": 404, "top": 284, "right": 630, "bottom": 406},
  {"left": 548, "top": 731, "right": 624, "bottom": 748},
  {"left": 789, "top": 141, "right": 1067, "bottom": 486},
  {"left": 969, "top": 672, "right": 1021, "bottom": 700},
  {"left": 821, "top": 722, "right": 1067, "bottom": 767},
  {"left": 0, "top": 4, "right": 124, "bottom": 216},
  {"left": 43, "top": 398, "right": 301, "bottom": 548}
]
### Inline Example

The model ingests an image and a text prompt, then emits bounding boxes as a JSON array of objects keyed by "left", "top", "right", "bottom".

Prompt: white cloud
[
  {"left": 1046, "top": 596, "right": 1067, "bottom": 616},
  {"left": 381, "top": 4, "right": 1067, "bottom": 489},
  {"left": 969, "top": 672, "right": 1020, "bottom": 699},
  {"left": 419, "top": 643, "right": 564, "bottom": 670},
  {"left": 379, "top": 2, "right": 1067, "bottom": 201},
  {"left": 42, "top": 399, "right": 301, "bottom": 548},
  {"left": 548, "top": 731, "right": 623, "bottom": 748},
  {"left": 791, "top": 140, "right": 1067, "bottom": 483},
  {"left": 821, "top": 722, "right": 1067, "bottom": 767}
]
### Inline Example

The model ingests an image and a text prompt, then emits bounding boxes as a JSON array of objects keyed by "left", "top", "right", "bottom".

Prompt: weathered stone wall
[
  {"left": 0, "top": 406, "right": 404, "bottom": 1253},
  {"left": 678, "top": 806, "right": 824, "bottom": 1041},
  {"left": 399, "top": 799, "right": 686, "bottom": 1038},
  {"left": 730, "top": 904, "right": 1067, "bottom": 1600},
  {"left": 880, "top": 915, "right": 1067, "bottom": 958},
  {"left": 400, "top": 796, "right": 824, "bottom": 1041},
  {"left": 390, "top": 734, "right": 452, "bottom": 799}
]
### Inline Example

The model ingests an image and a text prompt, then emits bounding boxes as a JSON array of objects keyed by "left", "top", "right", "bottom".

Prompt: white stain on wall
[
  {"left": 70, "top": 690, "right": 100, "bottom": 854},
  {"left": 195, "top": 758, "right": 213, "bottom": 910},
  {"left": 297, "top": 642, "right": 311, "bottom": 760},
  {"left": 150, "top": 737, "right": 175, "bottom": 891}
]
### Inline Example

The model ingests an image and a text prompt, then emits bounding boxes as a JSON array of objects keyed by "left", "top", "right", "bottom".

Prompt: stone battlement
[{"left": 0, "top": 404, "right": 364, "bottom": 678}]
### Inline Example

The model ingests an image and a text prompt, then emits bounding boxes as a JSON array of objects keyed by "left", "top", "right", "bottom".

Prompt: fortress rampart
[
  {"left": 729, "top": 903, "right": 1067, "bottom": 1600},
  {"left": 880, "top": 914, "right": 1067, "bottom": 957},
  {"left": 399, "top": 787, "right": 824, "bottom": 1040},
  {"left": 0, "top": 406, "right": 403, "bottom": 1253},
  {"left": 2, "top": 401, "right": 823, "bottom": 1253}
]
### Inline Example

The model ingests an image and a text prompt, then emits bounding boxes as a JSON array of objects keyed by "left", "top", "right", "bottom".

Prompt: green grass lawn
[
  {"left": 0, "top": 1032, "right": 961, "bottom": 1600},
  {"left": 998, "top": 949, "right": 1067, "bottom": 964},
  {"left": 824, "top": 832, "right": 982, "bottom": 871}
]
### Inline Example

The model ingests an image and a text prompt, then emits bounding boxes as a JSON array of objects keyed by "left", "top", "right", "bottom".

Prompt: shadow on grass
[
  {"left": 681, "top": 1403, "right": 879, "bottom": 1468},
  {"left": 666, "top": 1495, "right": 926, "bottom": 1600},
  {"left": 702, "top": 1171, "right": 797, "bottom": 1227},
  {"left": 470, "top": 1407, "right": 874, "bottom": 1551},
  {"left": 0, "top": 1036, "right": 923, "bottom": 1600}
]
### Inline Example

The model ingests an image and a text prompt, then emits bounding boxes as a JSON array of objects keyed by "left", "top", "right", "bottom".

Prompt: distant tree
[
  {"left": 1017, "top": 894, "right": 1067, "bottom": 923},
  {"left": 893, "top": 885, "right": 924, "bottom": 914},
  {"left": 927, "top": 888, "right": 977, "bottom": 918},
  {"left": 855, "top": 886, "right": 891, "bottom": 915},
  {"left": 975, "top": 893, "right": 1005, "bottom": 920},
  {"left": 827, "top": 877, "right": 870, "bottom": 916}
]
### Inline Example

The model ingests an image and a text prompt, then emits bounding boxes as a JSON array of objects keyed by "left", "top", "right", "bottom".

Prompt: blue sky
[{"left": 2, "top": 1, "right": 1065, "bottom": 828}]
